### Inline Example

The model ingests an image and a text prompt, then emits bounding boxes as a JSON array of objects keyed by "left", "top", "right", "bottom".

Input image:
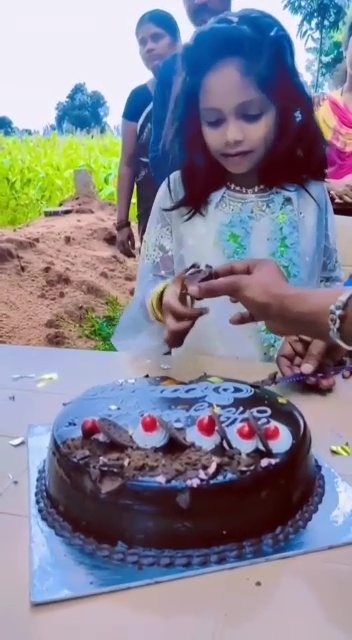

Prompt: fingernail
[{"left": 301, "top": 363, "right": 314, "bottom": 375}]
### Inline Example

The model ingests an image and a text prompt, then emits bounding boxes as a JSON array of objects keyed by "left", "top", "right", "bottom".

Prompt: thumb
[{"left": 300, "top": 339, "right": 326, "bottom": 375}]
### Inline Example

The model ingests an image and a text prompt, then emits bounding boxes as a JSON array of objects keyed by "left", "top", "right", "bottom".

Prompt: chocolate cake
[{"left": 37, "top": 375, "right": 324, "bottom": 565}]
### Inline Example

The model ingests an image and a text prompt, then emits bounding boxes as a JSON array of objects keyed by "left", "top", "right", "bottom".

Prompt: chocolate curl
[
  {"left": 96, "top": 418, "right": 134, "bottom": 449},
  {"left": 246, "top": 411, "right": 273, "bottom": 456},
  {"left": 210, "top": 407, "right": 235, "bottom": 450},
  {"left": 157, "top": 416, "right": 191, "bottom": 449}
]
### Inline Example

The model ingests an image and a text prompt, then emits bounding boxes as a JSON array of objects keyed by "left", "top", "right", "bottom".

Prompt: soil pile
[{"left": 0, "top": 197, "right": 138, "bottom": 348}]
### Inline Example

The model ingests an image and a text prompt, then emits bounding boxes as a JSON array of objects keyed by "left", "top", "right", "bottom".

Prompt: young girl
[{"left": 113, "top": 9, "right": 344, "bottom": 368}]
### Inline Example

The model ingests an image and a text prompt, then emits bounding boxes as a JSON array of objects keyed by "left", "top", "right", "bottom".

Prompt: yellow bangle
[{"left": 149, "top": 284, "right": 169, "bottom": 323}]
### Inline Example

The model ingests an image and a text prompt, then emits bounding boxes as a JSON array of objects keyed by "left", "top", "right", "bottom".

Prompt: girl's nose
[{"left": 225, "top": 121, "right": 245, "bottom": 145}]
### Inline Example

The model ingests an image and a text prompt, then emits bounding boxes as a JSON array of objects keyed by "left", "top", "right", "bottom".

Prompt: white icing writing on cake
[
  {"left": 155, "top": 382, "right": 254, "bottom": 404},
  {"left": 188, "top": 403, "right": 271, "bottom": 428}
]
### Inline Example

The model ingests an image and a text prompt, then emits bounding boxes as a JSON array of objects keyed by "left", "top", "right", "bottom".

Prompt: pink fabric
[{"left": 325, "top": 97, "right": 352, "bottom": 180}]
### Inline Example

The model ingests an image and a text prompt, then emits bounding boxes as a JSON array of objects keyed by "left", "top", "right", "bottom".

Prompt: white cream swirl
[{"left": 185, "top": 426, "right": 221, "bottom": 451}]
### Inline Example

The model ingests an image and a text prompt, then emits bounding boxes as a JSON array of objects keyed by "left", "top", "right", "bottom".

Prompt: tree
[
  {"left": 305, "top": 26, "right": 345, "bottom": 91},
  {"left": 283, "top": 0, "right": 347, "bottom": 91},
  {"left": 0, "top": 116, "right": 15, "bottom": 136},
  {"left": 55, "top": 83, "right": 109, "bottom": 134}
]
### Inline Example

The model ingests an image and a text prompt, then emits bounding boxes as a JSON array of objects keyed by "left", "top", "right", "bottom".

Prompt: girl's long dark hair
[{"left": 165, "top": 9, "right": 327, "bottom": 216}]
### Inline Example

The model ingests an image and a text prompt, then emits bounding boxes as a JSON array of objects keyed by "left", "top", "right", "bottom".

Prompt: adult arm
[
  {"left": 186, "top": 259, "right": 352, "bottom": 345},
  {"left": 116, "top": 118, "right": 137, "bottom": 227},
  {"left": 117, "top": 87, "right": 145, "bottom": 226},
  {"left": 267, "top": 286, "right": 352, "bottom": 345}
]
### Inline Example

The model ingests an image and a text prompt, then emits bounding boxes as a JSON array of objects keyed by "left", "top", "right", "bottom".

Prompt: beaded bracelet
[{"left": 329, "top": 290, "right": 352, "bottom": 350}]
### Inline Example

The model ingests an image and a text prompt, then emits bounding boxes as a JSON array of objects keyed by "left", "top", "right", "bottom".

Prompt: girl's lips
[{"left": 221, "top": 151, "right": 252, "bottom": 158}]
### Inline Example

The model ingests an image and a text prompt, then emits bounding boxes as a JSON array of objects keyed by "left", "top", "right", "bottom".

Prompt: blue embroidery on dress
[{"left": 217, "top": 190, "right": 302, "bottom": 361}]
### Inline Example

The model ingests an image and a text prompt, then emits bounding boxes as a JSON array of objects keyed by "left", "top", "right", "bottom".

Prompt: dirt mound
[{"left": 0, "top": 197, "right": 138, "bottom": 348}]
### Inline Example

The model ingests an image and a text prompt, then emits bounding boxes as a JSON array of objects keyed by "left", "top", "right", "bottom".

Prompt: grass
[
  {"left": 0, "top": 133, "right": 137, "bottom": 227},
  {"left": 79, "top": 296, "right": 124, "bottom": 351},
  {"left": 1, "top": 134, "right": 132, "bottom": 351}
]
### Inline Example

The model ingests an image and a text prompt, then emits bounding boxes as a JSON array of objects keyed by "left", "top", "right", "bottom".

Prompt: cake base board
[{"left": 28, "top": 424, "right": 352, "bottom": 606}]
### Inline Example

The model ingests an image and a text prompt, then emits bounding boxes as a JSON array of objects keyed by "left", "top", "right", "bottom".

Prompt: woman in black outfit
[{"left": 116, "top": 10, "right": 181, "bottom": 257}]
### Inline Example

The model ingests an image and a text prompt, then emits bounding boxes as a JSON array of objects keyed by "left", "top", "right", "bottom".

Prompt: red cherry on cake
[
  {"left": 237, "top": 423, "right": 256, "bottom": 440},
  {"left": 81, "top": 418, "right": 100, "bottom": 438},
  {"left": 263, "top": 424, "right": 280, "bottom": 441},
  {"left": 141, "top": 414, "right": 159, "bottom": 433},
  {"left": 196, "top": 415, "right": 216, "bottom": 437}
]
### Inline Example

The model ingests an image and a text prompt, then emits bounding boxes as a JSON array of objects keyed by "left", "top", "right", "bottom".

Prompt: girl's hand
[
  {"left": 162, "top": 273, "right": 208, "bottom": 349},
  {"left": 277, "top": 336, "right": 346, "bottom": 392}
]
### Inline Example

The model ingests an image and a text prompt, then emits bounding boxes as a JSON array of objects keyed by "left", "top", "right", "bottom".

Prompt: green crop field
[{"left": 0, "top": 133, "right": 136, "bottom": 228}]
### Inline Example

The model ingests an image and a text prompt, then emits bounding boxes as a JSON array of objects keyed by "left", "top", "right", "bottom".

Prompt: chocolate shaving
[
  {"left": 71, "top": 449, "right": 91, "bottom": 463},
  {"left": 96, "top": 418, "right": 135, "bottom": 449},
  {"left": 98, "top": 461, "right": 125, "bottom": 474},
  {"left": 205, "top": 459, "right": 219, "bottom": 479},
  {"left": 260, "top": 458, "right": 279, "bottom": 468},
  {"left": 89, "top": 467, "right": 101, "bottom": 482},
  {"left": 176, "top": 489, "right": 191, "bottom": 509},
  {"left": 238, "top": 454, "right": 256, "bottom": 472},
  {"left": 247, "top": 411, "right": 272, "bottom": 456}
]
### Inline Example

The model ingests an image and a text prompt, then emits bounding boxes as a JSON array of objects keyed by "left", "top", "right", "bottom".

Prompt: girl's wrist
[{"left": 149, "top": 284, "right": 169, "bottom": 323}]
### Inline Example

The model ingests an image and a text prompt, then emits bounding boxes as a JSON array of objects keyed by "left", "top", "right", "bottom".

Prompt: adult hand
[
  {"left": 116, "top": 225, "right": 136, "bottom": 258},
  {"left": 162, "top": 273, "right": 208, "bottom": 349},
  {"left": 187, "top": 259, "right": 289, "bottom": 335},
  {"left": 328, "top": 179, "right": 352, "bottom": 204},
  {"left": 277, "top": 336, "right": 346, "bottom": 392}
]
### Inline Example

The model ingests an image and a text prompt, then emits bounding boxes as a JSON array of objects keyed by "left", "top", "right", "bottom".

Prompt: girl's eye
[
  {"left": 241, "top": 113, "right": 263, "bottom": 123},
  {"left": 204, "top": 119, "right": 224, "bottom": 129}
]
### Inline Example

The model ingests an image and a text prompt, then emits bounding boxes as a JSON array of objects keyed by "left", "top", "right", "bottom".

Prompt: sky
[{"left": 1, "top": 0, "right": 307, "bottom": 130}]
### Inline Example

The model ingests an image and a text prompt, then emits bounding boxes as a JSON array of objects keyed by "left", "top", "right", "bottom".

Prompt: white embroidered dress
[{"left": 112, "top": 171, "right": 344, "bottom": 361}]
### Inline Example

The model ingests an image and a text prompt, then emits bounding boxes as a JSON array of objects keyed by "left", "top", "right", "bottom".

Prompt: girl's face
[
  {"left": 137, "top": 23, "right": 178, "bottom": 74},
  {"left": 199, "top": 59, "right": 277, "bottom": 184}
]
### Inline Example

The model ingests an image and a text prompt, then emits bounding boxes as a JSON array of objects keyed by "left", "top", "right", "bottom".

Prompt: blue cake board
[{"left": 28, "top": 424, "right": 352, "bottom": 606}]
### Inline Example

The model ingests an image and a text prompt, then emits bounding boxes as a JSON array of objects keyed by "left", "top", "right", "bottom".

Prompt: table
[
  {"left": 334, "top": 202, "right": 352, "bottom": 218},
  {"left": 1, "top": 345, "right": 352, "bottom": 639}
]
